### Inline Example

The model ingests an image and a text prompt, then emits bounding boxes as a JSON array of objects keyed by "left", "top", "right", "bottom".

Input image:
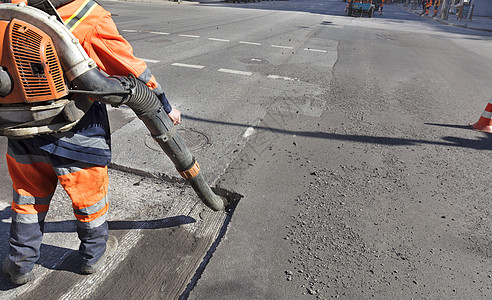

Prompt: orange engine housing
[{"left": 0, "top": 18, "right": 68, "bottom": 104}]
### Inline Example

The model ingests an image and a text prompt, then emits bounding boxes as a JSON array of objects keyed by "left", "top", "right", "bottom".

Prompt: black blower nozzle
[{"left": 72, "top": 69, "right": 227, "bottom": 211}]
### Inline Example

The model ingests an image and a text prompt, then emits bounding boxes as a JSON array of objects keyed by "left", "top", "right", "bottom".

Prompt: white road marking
[
  {"left": 172, "top": 63, "right": 205, "bottom": 69},
  {"left": 242, "top": 127, "right": 255, "bottom": 138},
  {"left": 0, "top": 246, "right": 76, "bottom": 299},
  {"left": 268, "top": 75, "right": 297, "bottom": 81},
  {"left": 179, "top": 34, "right": 200, "bottom": 38},
  {"left": 303, "top": 48, "right": 327, "bottom": 53},
  {"left": 149, "top": 31, "right": 170, "bottom": 35},
  {"left": 239, "top": 41, "right": 262, "bottom": 45},
  {"left": 218, "top": 68, "right": 252, "bottom": 76},
  {"left": 209, "top": 38, "right": 230, "bottom": 42},
  {"left": 271, "top": 45, "right": 294, "bottom": 49},
  {"left": 120, "top": 32, "right": 328, "bottom": 60},
  {"left": 140, "top": 58, "right": 160, "bottom": 64}
]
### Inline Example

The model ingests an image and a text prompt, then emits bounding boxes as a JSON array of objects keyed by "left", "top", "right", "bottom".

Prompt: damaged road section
[{"left": 0, "top": 160, "right": 242, "bottom": 300}]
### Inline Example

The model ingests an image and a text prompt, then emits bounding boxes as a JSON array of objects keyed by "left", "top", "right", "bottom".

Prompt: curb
[{"left": 397, "top": 4, "right": 492, "bottom": 33}]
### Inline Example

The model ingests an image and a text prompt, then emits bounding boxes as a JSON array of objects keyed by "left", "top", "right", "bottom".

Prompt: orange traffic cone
[{"left": 471, "top": 97, "right": 492, "bottom": 133}]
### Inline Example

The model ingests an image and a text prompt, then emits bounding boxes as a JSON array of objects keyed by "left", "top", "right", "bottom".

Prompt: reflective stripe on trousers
[{"left": 6, "top": 140, "right": 109, "bottom": 272}]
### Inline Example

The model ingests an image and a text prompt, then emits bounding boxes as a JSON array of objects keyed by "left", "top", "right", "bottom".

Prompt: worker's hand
[{"left": 168, "top": 107, "right": 182, "bottom": 125}]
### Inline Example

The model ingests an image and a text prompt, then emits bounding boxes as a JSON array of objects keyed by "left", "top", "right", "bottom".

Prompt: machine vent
[
  {"left": 45, "top": 43, "right": 65, "bottom": 94},
  {"left": 7, "top": 19, "right": 68, "bottom": 103},
  {"left": 11, "top": 22, "right": 52, "bottom": 97}
]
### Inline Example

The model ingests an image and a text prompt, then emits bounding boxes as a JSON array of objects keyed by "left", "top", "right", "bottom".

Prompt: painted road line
[
  {"left": 179, "top": 34, "right": 200, "bottom": 38},
  {"left": 149, "top": 31, "right": 170, "bottom": 35},
  {"left": 239, "top": 41, "right": 262, "bottom": 45},
  {"left": 242, "top": 127, "right": 255, "bottom": 138},
  {"left": 122, "top": 29, "right": 139, "bottom": 33},
  {"left": 209, "top": 38, "right": 230, "bottom": 42},
  {"left": 303, "top": 48, "right": 327, "bottom": 53},
  {"left": 268, "top": 75, "right": 297, "bottom": 81},
  {"left": 140, "top": 58, "right": 160, "bottom": 64},
  {"left": 172, "top": 63, "right": 205, "bottom": 69},
  {"left": 218, "top": 68, "right": 252, "bottom": 76},
  {"left": 271, "top": 45, "right": 294, "bottom": 49},
  {"left": 0, "top": 247, "right": 74, "bottom": 299}
]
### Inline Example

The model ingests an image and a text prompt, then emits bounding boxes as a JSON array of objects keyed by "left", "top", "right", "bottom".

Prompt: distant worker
[
  {"left": 422, "top": 0, "right": 432, "bottom": 15},
  {"left": 379, "top": 0, "right": 384, "bottom": 15},
  {"left": 374, "top": 0, "right": 380, "bottom": 13},
  {"left": 432, "top": 0, "right": 440, "bottom": 17},
  {"left": 1, "top": 0, "right": 181, "bottom": 285}
]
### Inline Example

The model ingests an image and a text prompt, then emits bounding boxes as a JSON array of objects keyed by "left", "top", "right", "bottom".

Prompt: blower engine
[
  {"left": 0, "top": 2, "right": 227, "bottom": 211},
  {"left": 0, "top": 4, "right": 93, "bottom": 137}
]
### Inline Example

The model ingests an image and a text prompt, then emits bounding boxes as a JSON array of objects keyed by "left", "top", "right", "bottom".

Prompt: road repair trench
[
  {"left": 0, "top": 120, "right": 242, "bottom": 300},
  {"left": 6, "top": 160, "right": 242, "bottom": 300}
]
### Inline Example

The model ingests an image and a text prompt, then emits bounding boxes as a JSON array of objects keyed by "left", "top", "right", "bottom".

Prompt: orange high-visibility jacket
[{"left": 57, "top": 0, "right": 163, "bottom": 95}]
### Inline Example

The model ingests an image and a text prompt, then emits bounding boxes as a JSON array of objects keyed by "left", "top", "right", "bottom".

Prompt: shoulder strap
[{"left": 27, "top": 0, "right": 70, "bottom": 23}]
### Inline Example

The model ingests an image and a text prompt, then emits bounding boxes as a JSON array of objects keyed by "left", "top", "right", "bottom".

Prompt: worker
[
  {"left": 374, "top": 0, "right": 380, "bottom": 13},
  {"left": 421, "top": 0, "right": 430, "bottom": 15},
  {"left": 345, "top": 0, "right": 351, "bottom": 13},
  {"left": 424, "top": 0, "right": 432, "bottom": 15},
  {"left": 432, "top": 0, "right": 440, "bottom": 17},
  {"left": 379, "top": 0, "right": 384, "bottom": 15},
  {"left": 1, "top": 0, "right": 181, "bottom": 285}
]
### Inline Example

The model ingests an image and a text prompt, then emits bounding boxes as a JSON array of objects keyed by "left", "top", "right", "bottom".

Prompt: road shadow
[
  {"left": 193, "top": 0, "right": 492, "bottom": 39},
  {"left": 185, "top": 114, "right": 492, "bottom": 150},
  {"left": 0, "top": 206, "right": 195, "bottom": 290}
]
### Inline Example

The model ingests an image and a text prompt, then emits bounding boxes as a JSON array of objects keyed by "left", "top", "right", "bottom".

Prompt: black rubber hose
[{"left": 70, "top": 68, "right": 130, "bottom": 106}]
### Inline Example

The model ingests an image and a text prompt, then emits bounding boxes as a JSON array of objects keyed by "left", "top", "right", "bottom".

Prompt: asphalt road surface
[{"left": 0, "top": 0, "right": 491, "bottom": 299}]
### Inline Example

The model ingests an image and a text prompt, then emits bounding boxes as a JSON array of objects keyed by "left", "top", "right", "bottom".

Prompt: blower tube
[{"left": 72, "top": 69, "right": 227, "bottom": 211}]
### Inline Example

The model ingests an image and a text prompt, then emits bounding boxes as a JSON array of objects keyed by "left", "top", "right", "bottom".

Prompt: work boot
[
  {"left": 2, "top": 258, "right": 34, "bottom": 285},
  {"left": 80, "top": 235, "right": 118, "bottom": 274}
]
